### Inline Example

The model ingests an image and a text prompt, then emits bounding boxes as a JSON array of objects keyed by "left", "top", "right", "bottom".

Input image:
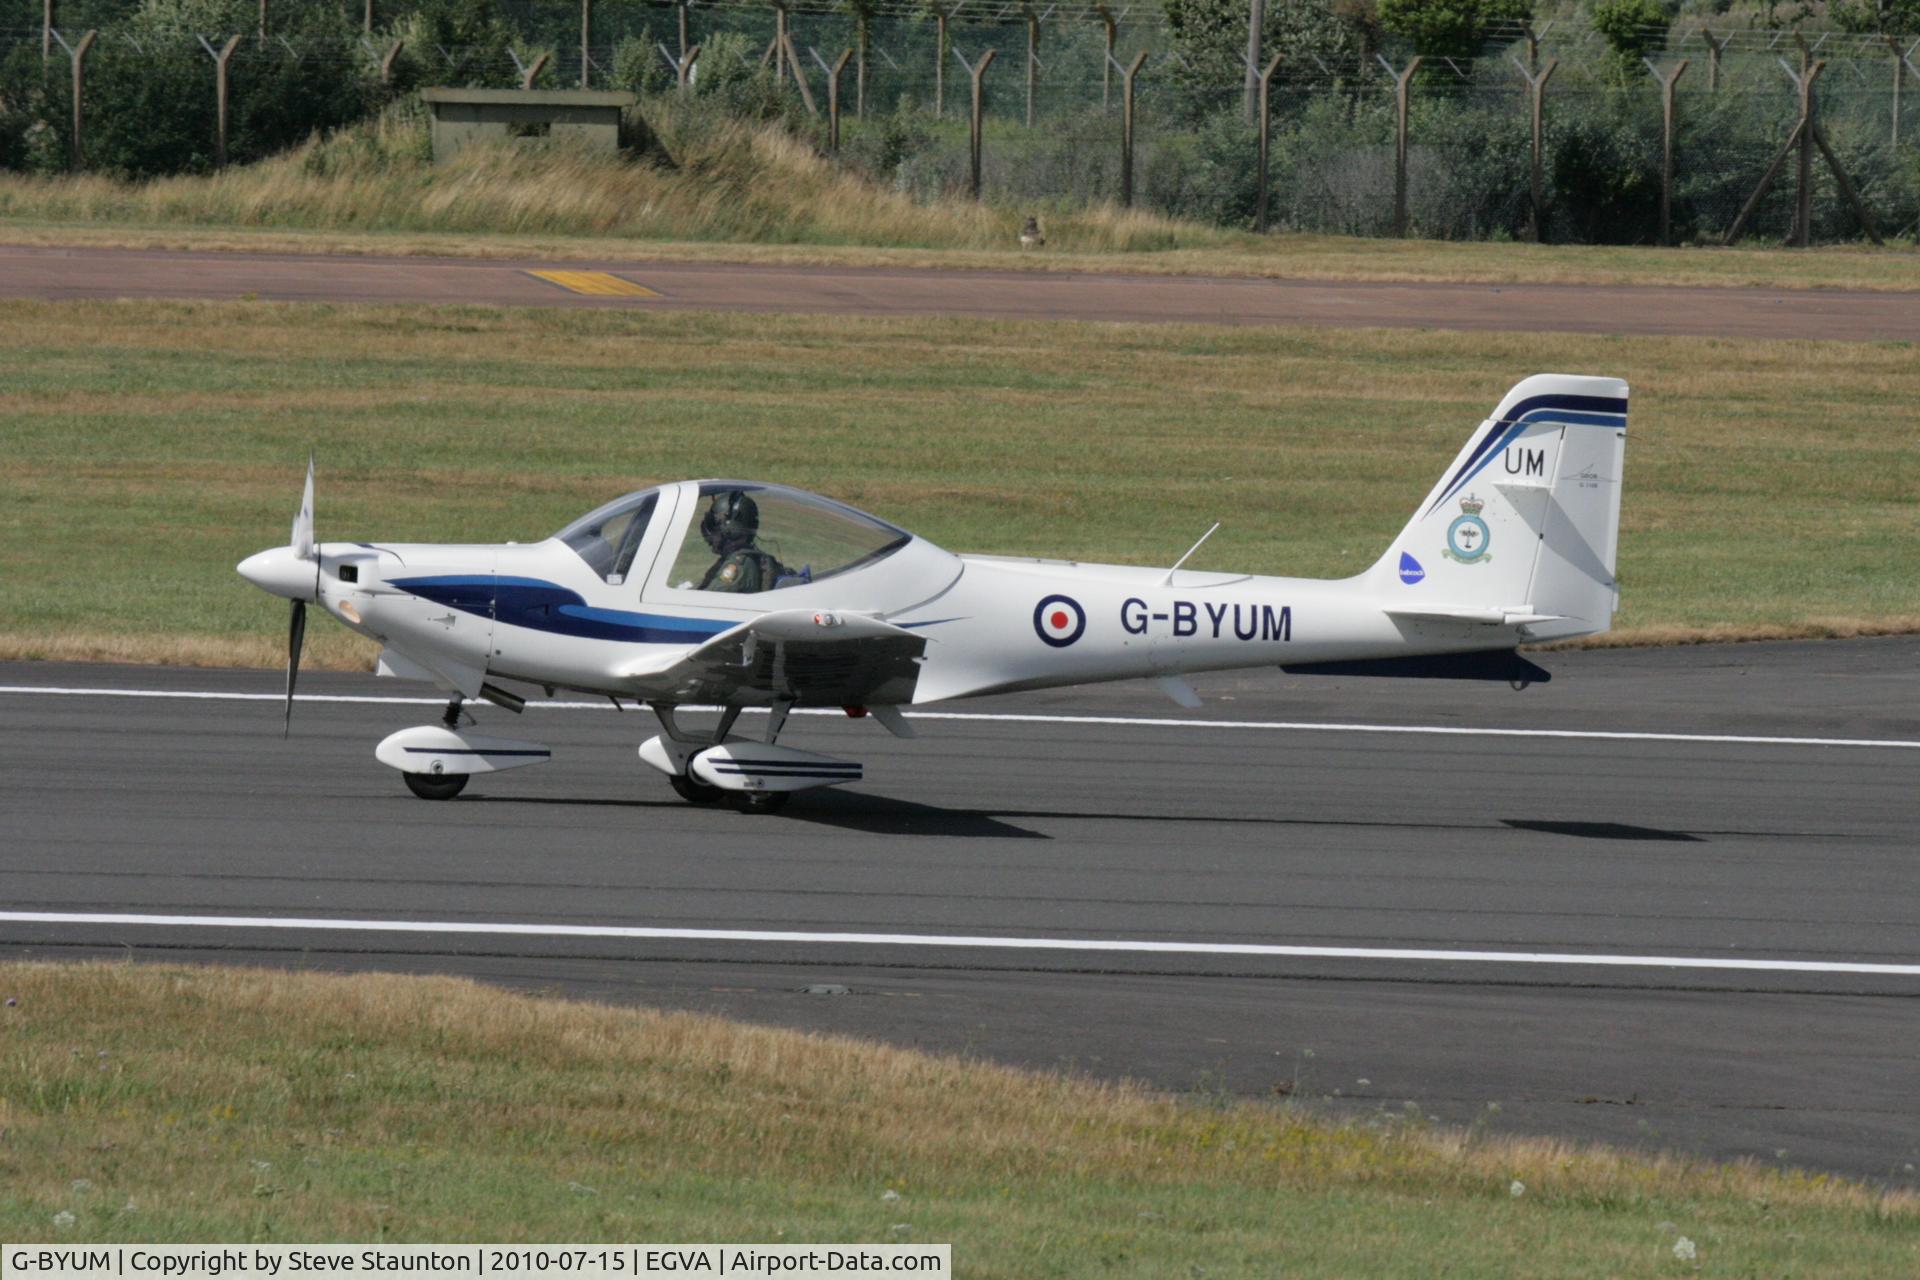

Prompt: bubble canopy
[{"left": 553, "top": 482, "right": 915, "bottom": 592}]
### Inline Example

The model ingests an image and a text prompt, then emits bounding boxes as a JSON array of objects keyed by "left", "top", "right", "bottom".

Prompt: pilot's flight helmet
[{"left": 700, "top": 490, "right": 759, "bottom": 551}]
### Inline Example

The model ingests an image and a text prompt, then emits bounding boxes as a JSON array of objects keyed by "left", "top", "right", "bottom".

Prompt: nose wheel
[{"left": 404, "top": 771, "right": 469, "bottom": 801}]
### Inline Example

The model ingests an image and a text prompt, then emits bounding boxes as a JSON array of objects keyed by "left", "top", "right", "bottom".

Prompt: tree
[
  {"left": 1829, "top": 0, "right": 1920, "bottom": 36},
  {"left": 1163, "top": 0, "right": 1374, "bottom": 118},
  {"left": 1591, "top": 0, "right": 1674, "bottom": 59},
  {"left": 1374, "top": 0, "right": 1533, "bottom": 61}
]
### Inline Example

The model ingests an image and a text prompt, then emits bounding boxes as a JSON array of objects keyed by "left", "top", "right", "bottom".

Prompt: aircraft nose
[{"left": 237, "top": 546, "right": 317, "bottom": 600}]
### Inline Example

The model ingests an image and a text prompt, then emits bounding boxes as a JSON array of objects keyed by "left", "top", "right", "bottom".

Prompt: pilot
[{"left": 697, "top": 490, "right": 781, "bottom": 592}]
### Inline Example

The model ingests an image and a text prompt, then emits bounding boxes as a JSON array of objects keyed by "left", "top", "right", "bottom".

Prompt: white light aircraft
[{"left": 237, "top": 374, "right": 1627, "bottom": 813}]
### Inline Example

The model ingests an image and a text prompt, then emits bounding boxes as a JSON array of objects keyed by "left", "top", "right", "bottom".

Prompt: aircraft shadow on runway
[
  {"left": 1501, "top": 819, "right": 1703, "bottom": 843},
  {"left": 464, "top": 791, "right": 1047, "bottom": 838},
  {"left": 461, "top": 794, "right": 1722, "bottom": 844}
]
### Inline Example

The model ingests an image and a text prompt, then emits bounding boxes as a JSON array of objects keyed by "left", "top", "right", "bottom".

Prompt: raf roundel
[{"left": 1033, "top": 594, "right": 1087, "bottom": 647}]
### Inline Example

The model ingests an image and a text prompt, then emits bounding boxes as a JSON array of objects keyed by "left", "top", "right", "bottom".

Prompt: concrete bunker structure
[{"left": 421, "top": 87, "right": 636, "bottom": 162}]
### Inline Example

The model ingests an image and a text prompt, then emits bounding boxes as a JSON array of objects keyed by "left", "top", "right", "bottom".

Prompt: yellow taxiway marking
[{"left": 525, "top": 269, "right": 660, "bottom": 297}]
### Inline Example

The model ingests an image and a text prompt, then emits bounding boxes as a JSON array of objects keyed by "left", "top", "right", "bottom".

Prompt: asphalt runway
[
  {"left": 3, "top": 640, "right": 1916, "bottom": 1182},
  {"left": 5, "top": 243, "right": 1919, "bottom": 339}
]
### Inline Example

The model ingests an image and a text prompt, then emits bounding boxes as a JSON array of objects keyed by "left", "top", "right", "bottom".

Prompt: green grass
[
  {"left": 2, "top": 962, "right": 1914, "bottom": 1275},
  {"left": 1, "top": 299, "right": 1916, "bottom": 668}
]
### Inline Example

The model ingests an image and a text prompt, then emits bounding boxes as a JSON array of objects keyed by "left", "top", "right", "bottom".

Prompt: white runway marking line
[
  {"left": 1, "top": 911, "right": 1916, "bottom": 976},
  {"left": 3, "top": 684, "right": 1918, "bottom": 751}
]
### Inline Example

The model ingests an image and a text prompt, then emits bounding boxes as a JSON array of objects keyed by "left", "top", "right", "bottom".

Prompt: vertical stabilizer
[{"left": 1367, "top": 374, "right": 1628, "bottom": 643}]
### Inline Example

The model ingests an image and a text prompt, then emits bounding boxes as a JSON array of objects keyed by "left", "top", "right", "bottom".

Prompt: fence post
[
  {"left": 1254, "top": 54, "right": 1281, "bottom": 233},
  {"left": 1095, "top": 5, "right": 1115, "bottom": 109},
  {"left": 579, "top": 0, "right": 591, "bottom": 87},
  {"left": 677, "top": 43, "right": 700, "bottom": 92},
  {"left": 520, "top": 50, "right": 549, "bottom": 90},
  {"left": 1892, "top": 37, "right": 1917, "bottom": 149},
  {"left": 1511, "top": 55, "right": 1555, "bottom": 243},
  {"left": 1727, "top": 60, "right": 1822, "bottom": 246},
  {"left": 934, "top": 7, "right": 948, "bottom": 117},
  {"left": 363, "top": 0, "right": 372, "bottom": 35},
  {"left": 1109, "top": 49, "right": 1147, "bottom": 207},
  {"left": 1243, "top": 0, "right": 1263, "bottom": 124},
  {"left": 855, "top": 16, "right": 866, "bottom": 116},
  {"left": 257, "top": 0, "right": 266, "bottom": 46},
  {"left": 1644, "top": 58, "right": 1687, "bottom": 246},
  {"left": 772, "top": 2, "right": 788, "bottom": 84},
  {"left": 953, "top": 46, "right": 996, "bottom": 199},
  {"left": 43, "top": 0, "right": 53, "bottom": 60},
  {"left": 200, "top": 34, "right": 242, "bottom": 167},
  {"left": 1022, "top": 5, "right": 1039, "bottom": 129},
  {"left": 1793, "top": 38, "right": 1814, "bottom": 247},
  {"left": 66, "top": 28, "right": 96, "bottom": 169},
  {"left": 780, "top": 30, "right": 818, "bottom": 114},
  {"left": 1699, "top": 26, "right": 1727, "bottom": 92},
  {"left": 380, "top": 38, "right": 403, "bottom": 84},
  {"left": 1377, "top": 54, "right": 1421, "bottom": 238},
  {"left": 816, "top": 47, "right": 853, "bottom": 149}
]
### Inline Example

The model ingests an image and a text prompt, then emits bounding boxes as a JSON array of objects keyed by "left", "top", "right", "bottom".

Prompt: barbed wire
[
  {"left": 3, "top": 8, "right": 1916, "bottom": 94},
  {"left": 5, "top": 6, "right": 1919, "bottom": 47}
]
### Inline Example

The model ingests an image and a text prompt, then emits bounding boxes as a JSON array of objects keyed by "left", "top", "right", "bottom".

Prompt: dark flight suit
[{"left": 704, "top": 548, "right": 779, "bottom": 593}]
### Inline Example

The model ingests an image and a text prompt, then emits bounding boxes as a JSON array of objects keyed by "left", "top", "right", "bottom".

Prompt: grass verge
[
  {"left": 2, "top": 961, "right": 1915, "bottom": 1275},
  {"left": 9, "top": 218, "right": 1920, "bottom": 293},
  {"left": 1, "top": 299, "right": 1916, "bottom": 669},
  {"left": 1, "top": 108, "right": 1916, "bottom": 292}
]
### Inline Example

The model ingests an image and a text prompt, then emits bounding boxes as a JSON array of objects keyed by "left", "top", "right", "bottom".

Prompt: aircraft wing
[{"left": 616, "top": 609, "right": 928, "bottom": 706}]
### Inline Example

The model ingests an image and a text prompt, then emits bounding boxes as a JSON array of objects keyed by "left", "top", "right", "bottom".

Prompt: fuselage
[{"left": 269, "top": 522, "right": 1512, "bottom": 709}]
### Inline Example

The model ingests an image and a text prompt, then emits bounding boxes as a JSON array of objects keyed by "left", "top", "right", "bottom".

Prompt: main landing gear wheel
[
  {"left": 404, "top": 771, "right": 469, "bottom": 801},
  {"left": 669, "top": 774, "right": 725, "bottom": 805},
  {"left": 735, "top": 791, "right": 791, "bottom": 815}
]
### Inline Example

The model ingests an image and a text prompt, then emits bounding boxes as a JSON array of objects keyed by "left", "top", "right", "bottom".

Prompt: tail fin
[{"left": 1367, "top": 374, "right": 1628, "bottom": 644}]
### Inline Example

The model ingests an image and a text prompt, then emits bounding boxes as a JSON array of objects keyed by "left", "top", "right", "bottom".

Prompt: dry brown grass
[
  {"left": 2, "top": 103, "right": 1917, "bottom": 292},
  {"left": 0, "top": 110, "right": 1202, "bottom": 256},
  {"left": 3, "top": 960, "right": 1914, "bottom": 1267},
  {"left": 1557, "top": 616, "right": 1920, "bottom": 651},
  {"left": 0, "top": 629, "right": 377, "bottom": 670}
]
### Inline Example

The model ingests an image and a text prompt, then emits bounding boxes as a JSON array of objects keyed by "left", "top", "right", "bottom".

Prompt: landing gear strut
[
  {"left": 642, "top": 700, "right": 847, "bottom": 815},
  {"left": 647, "top": 702, "right": 796, "bottom": 813},
  {"left": 735, "top": 791, "right": 790, "bottom": 815}
]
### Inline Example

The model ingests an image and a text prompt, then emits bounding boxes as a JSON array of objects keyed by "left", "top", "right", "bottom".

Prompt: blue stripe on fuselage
[{"left": 392, "top": 575, "right": 735, "bottom": 645}]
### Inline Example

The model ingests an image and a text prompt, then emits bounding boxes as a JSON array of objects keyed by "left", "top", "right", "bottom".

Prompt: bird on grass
[{"left": 1019, "top": 216, "right": 1045, "bottom": 249}]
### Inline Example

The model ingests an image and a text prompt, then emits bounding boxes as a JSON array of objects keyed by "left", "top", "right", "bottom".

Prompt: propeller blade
[
  {"left": 291, "top": 455, "right": 315, "bottom": 561},
  {"left": 284, "top": 598, "right": 306, "bottom": 738}
]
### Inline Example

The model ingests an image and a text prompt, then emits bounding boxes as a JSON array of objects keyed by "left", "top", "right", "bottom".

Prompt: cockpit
[
  {"left": 553, "top": 482, "right": 915, "bottom": 594},
  {"left": 554, "top": 489, "right": 660, "bottom": 584}
]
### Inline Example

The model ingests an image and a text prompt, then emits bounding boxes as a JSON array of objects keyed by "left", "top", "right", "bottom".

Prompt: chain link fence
[{"left": 2, "top": 1, "right": 1916, "bottom": 242}]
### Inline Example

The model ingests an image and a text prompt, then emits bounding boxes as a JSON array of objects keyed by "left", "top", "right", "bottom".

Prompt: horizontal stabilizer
[
  {"left": 1386, "top": 605, "right": 1567, "bottom": 628},
  {"left": 1281, "top": 650, "right": 1552, "bottom": 684}
]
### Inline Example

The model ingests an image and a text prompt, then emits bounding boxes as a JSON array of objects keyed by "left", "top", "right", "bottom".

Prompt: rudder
[{"left": 1368, "top": 374, "right": 1628, "bottom": 643}]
